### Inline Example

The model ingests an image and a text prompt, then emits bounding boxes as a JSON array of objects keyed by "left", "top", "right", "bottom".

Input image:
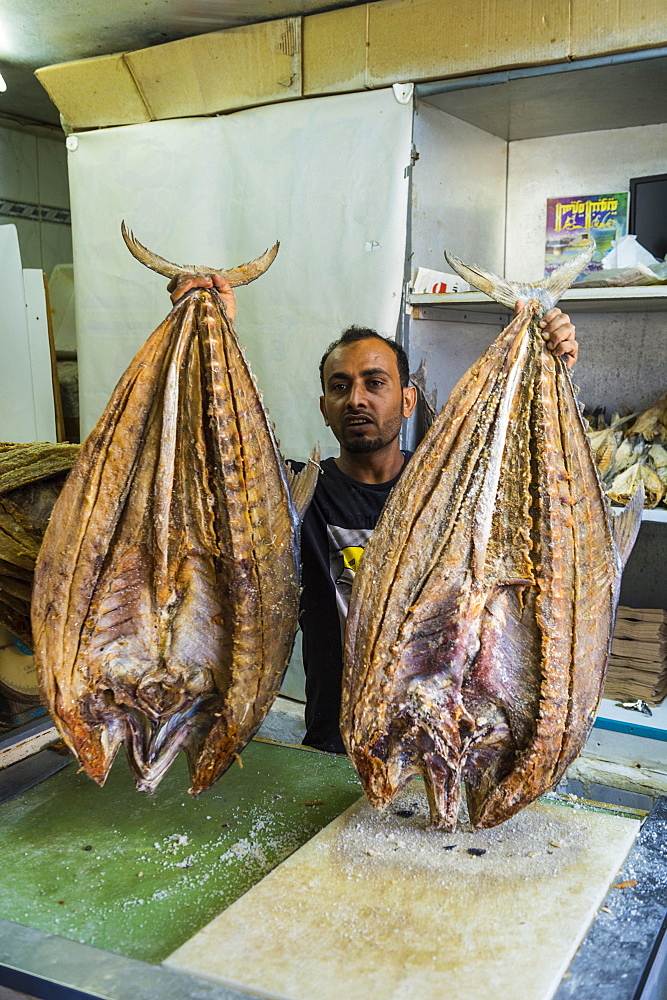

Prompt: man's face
[{"left": 319, "top": 338, "right": 413, "bottom": 454}]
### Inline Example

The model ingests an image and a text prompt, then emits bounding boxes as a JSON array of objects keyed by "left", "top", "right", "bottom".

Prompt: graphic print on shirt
[{"left": 327, "top": 525, "right": 374, "bottom": 639}]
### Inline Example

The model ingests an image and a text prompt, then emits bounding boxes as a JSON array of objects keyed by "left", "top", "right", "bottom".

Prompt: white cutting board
[{"left": 165, "top": 788, "right": 640, "bottom": 1000}]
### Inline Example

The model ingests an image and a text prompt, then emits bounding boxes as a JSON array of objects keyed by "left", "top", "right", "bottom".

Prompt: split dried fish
[
  {"left": 32, "top": 224, "right": 319, "bottom": 794},
  {"left": 607, "top": 461, "right": 664, "bottom": 508},
  {"left": 0, "top": 442, "right": 79, "bottom": 648},
  {"left": 585, "top": 396, "right": 667, "bottom": 508},
  {"left": 586, "top": 426, "right": 617, "bottom": 477},
  {"left": 604, "top": 437, "right": 638, "bottom": 481},
  {"left": 648, "top": 443, "right": 667, "bottom": 487},
  {"left": 342, "top": 242, "right": 643, "bottom": 831},
  {"left": 627, "top": 390, "right": 667, "bottom": 443}
]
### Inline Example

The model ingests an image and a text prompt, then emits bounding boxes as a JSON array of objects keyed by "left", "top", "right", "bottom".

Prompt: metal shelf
[
  {"left": 626, "top": 508, "right": 667, "bottom": 524},
  {"left": 410, "top": 284, "right": 667, "bottom": 315},
  {"left": 415, "top": 49, "right": 667, "bottom": 142},
  {"left": 596, "top": 697, "right": 667, "bottom": 742}
]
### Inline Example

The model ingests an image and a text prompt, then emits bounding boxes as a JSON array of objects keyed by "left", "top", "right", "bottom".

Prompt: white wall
[
  {"left": 412, "top": 103, "right": 507, "bottom": 277},
  {"left": 505, "top": 122, "right": 667, "bottom": 280},
  {"left": 408, "top": 111, "right": 667, "bottom": 416},
  {"left": 0, "top": 125, "right": 72, "bottom": 276},
  {"left": 504, "top": 121, "right": 667, "bottom": 412},
  {"left": 409, "top": 103, "right": 508, "bottom": 412}
]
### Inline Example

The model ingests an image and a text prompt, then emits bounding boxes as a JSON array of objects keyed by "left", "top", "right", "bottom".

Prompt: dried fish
[
  {"left": 586, "top": 426, "right": 617, "bottom": 477},
  {"left": 603, "top": 437, "right": 640, "bottom": 484},
  {"left": 586, "top": 395, "right": 667, "bottom": 508},
  {"left": 648, "top": 443, "right": 667, "bottom": 488},
  {"left": 32, "top": 225, "right": 319, "bottom": 794},
  {"left": 410, "top": 359, "right": 439, "bottom": 439},
  {"left": 342, "top": 242, "right": 643, "bottom": 831},
  {"left": 607, "top": 461, "right": 663, "bottom": 508},
  {"left": 627, "top": 390, "right": 667, "bottom": 443},
  {"left": 0, "top": 442, "right": 79, "bottom": 647}
]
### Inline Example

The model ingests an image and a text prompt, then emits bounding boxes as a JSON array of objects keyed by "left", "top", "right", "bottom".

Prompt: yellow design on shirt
[{"left": 341, "top": 546, "right": 365, "bottom": 574}]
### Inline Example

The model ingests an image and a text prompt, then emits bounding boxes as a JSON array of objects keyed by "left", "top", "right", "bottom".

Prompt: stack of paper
[{"left": 604, "top": 606, "right": 667, "bottom": 704}]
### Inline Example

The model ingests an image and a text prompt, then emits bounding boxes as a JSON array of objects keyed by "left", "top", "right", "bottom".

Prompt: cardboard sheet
[{"left": 165, "top": 788, "right": 640, "bottom": 1000}]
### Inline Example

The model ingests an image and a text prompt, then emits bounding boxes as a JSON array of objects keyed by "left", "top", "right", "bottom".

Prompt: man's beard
[
  {"left": 342, "top": 434, "right": 387, "bottom": 453},
  {"left": 340, "top": 421, "right": 401, "bottom": 453}
]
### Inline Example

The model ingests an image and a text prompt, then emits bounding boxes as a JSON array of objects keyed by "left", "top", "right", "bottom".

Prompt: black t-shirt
[{"left": 288, "top": 454, "right": 412, "bottom": 753}]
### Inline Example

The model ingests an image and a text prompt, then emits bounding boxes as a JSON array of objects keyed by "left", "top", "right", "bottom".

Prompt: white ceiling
[{"left": 0, "top": 0, "right": 365, "bottom": 127}]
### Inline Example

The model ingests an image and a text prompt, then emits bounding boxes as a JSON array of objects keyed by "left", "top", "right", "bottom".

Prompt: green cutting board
[{"left": 0, "top": 739, "right": 361, "bottom": 963}]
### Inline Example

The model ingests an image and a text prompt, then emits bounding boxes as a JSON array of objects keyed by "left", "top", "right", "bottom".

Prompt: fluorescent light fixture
[{"left": 0, "top": 74, "right": 6, "bottom": 93}]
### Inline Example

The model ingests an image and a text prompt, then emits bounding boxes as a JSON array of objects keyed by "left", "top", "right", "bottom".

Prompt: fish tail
[
  {"left": 541, "top": 241, "right": 596, "bottom": 307},
  {"left": 443, "top": 250, "right": 521, "bottom": 310},
  {"left": 121, "top": 220, "right": 279, "bottom": 287},
  {"left": 444, "top": 238, "right": 595, "bottom": 313}
]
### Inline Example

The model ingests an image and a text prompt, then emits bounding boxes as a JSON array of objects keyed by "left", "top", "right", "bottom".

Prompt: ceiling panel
[
  {"left": 418, "top": 54, "right": 667, "bottom": 141},
  {"left": 0, "top": 0, "right": 366, "bottom": 126}
]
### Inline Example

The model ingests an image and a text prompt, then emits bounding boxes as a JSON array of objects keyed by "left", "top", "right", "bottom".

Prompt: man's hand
[
  {"left": 167, "top": 273, "right": 237, "bottom": 324},
  {"left": 515, "top": 300, "right": 578, "bottom": 368}
]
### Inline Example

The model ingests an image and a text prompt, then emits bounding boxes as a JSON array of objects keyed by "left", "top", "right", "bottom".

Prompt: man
[{"left": 169, "top": 274, "right": 578, "bottom": 753}]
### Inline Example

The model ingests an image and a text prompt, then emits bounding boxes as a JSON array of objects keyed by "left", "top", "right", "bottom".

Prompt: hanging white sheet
[{"left": 67, "top": 89, "right": 413, "bottom": 459}]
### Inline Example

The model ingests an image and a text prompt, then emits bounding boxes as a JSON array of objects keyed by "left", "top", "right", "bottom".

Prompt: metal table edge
[
  {"left": 0, "top": 917, "right": 262, "bottom": 1000},
  {"left": 553, "top": 795, "right": 667, "bottom": 1000}
]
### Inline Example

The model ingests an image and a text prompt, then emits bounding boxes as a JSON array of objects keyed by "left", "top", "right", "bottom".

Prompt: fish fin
[
  {"left": 611, "top": 483, "right": 644, "bottom": 567},
  {"left": 121, "top": 221, "right": 183, "bottom": 279},
  {"left": 444, "top": 238, "right": 595, "bottom": 312},
  {"left": 410, "top": 358, "right": 438, "bottom": 430},
  {"left": 409, "top": 358, "right": 427, "bottom": 392},
  {"left": 541, "top": 239, "right": 596, "bottom": 309},
  {"left": 121, "top": 221, "right": 279, "bottom": 286},
  {"left": 443, "top": 251, "right": 521, "bottom": 309},
  {"left": 286, "top": 444, "right": 321, "bottom": 521},
  {"left": 222, "top": 242, "right": 280, "bottom": 287}
]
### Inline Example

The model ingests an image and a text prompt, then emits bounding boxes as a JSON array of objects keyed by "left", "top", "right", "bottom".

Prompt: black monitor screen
[{"left": 629, "top": 174, "right": 667, "bottom": 261}]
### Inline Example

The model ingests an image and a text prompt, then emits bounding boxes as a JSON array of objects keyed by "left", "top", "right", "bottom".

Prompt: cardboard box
[
  {"left": 367, "top": 0, "right": 570, "bottom": 86},
  {"left": 303, "top": 6, "right": 368, "bottom": 95},
  {"left": 125, "top": 19, "right": 301, "bottom": 120},
  {"left": 571, "top": 0, "right": 667, "bottom": 58},
  {"left": 35, "top": 53, "right": 151, "bottom": 130},
  {"left": 35, "top": 0, "right": 667, "bottom": 132}
]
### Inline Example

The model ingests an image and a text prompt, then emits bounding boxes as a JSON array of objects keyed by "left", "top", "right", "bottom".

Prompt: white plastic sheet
[
  {"left": 68, "top": 89, "right": 413, "bottom": 458},
  {"left": 0, "top": 225, "right": 56, "bottom": 443}
]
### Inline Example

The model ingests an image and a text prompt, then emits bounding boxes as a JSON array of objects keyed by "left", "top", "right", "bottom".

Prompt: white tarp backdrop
[{"left": 68, "top": 88, "right": 413, "bottom": 459}]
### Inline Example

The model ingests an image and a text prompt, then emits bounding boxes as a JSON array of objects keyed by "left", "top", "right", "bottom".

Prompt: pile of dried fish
[
  {"left": 31, "top": 224, "right": 318, "bottom": 794},
  {"left": 587, "top": 391, "right": 667, "bottom": 508},
  {"left": 0, "top": 442, "right": 79, "bottom": 648},
  {"left": 342, "top": 243, "right": 643, "bottom": 831}
]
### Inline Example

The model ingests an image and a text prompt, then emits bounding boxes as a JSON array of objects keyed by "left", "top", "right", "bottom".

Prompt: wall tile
[
  {"left": 0, "top": 128, "right": 38, "bottom": 203},
  {"left": 40, "top": 220, "right": 73, "bottom": 277},
  {"left": 37, "top": 136, "right": 70, "bottom": 208},
  {"left": 11, "top": 218, "right": 41, "bottom": 268}
]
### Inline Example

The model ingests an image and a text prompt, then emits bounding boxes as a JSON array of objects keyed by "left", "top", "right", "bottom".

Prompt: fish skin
[
  {"left": 32, "top": 242, "right": 318, "bottom": 794},
  {"left": 342, "top": 265, "right": 641, "bottom": 830}
]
